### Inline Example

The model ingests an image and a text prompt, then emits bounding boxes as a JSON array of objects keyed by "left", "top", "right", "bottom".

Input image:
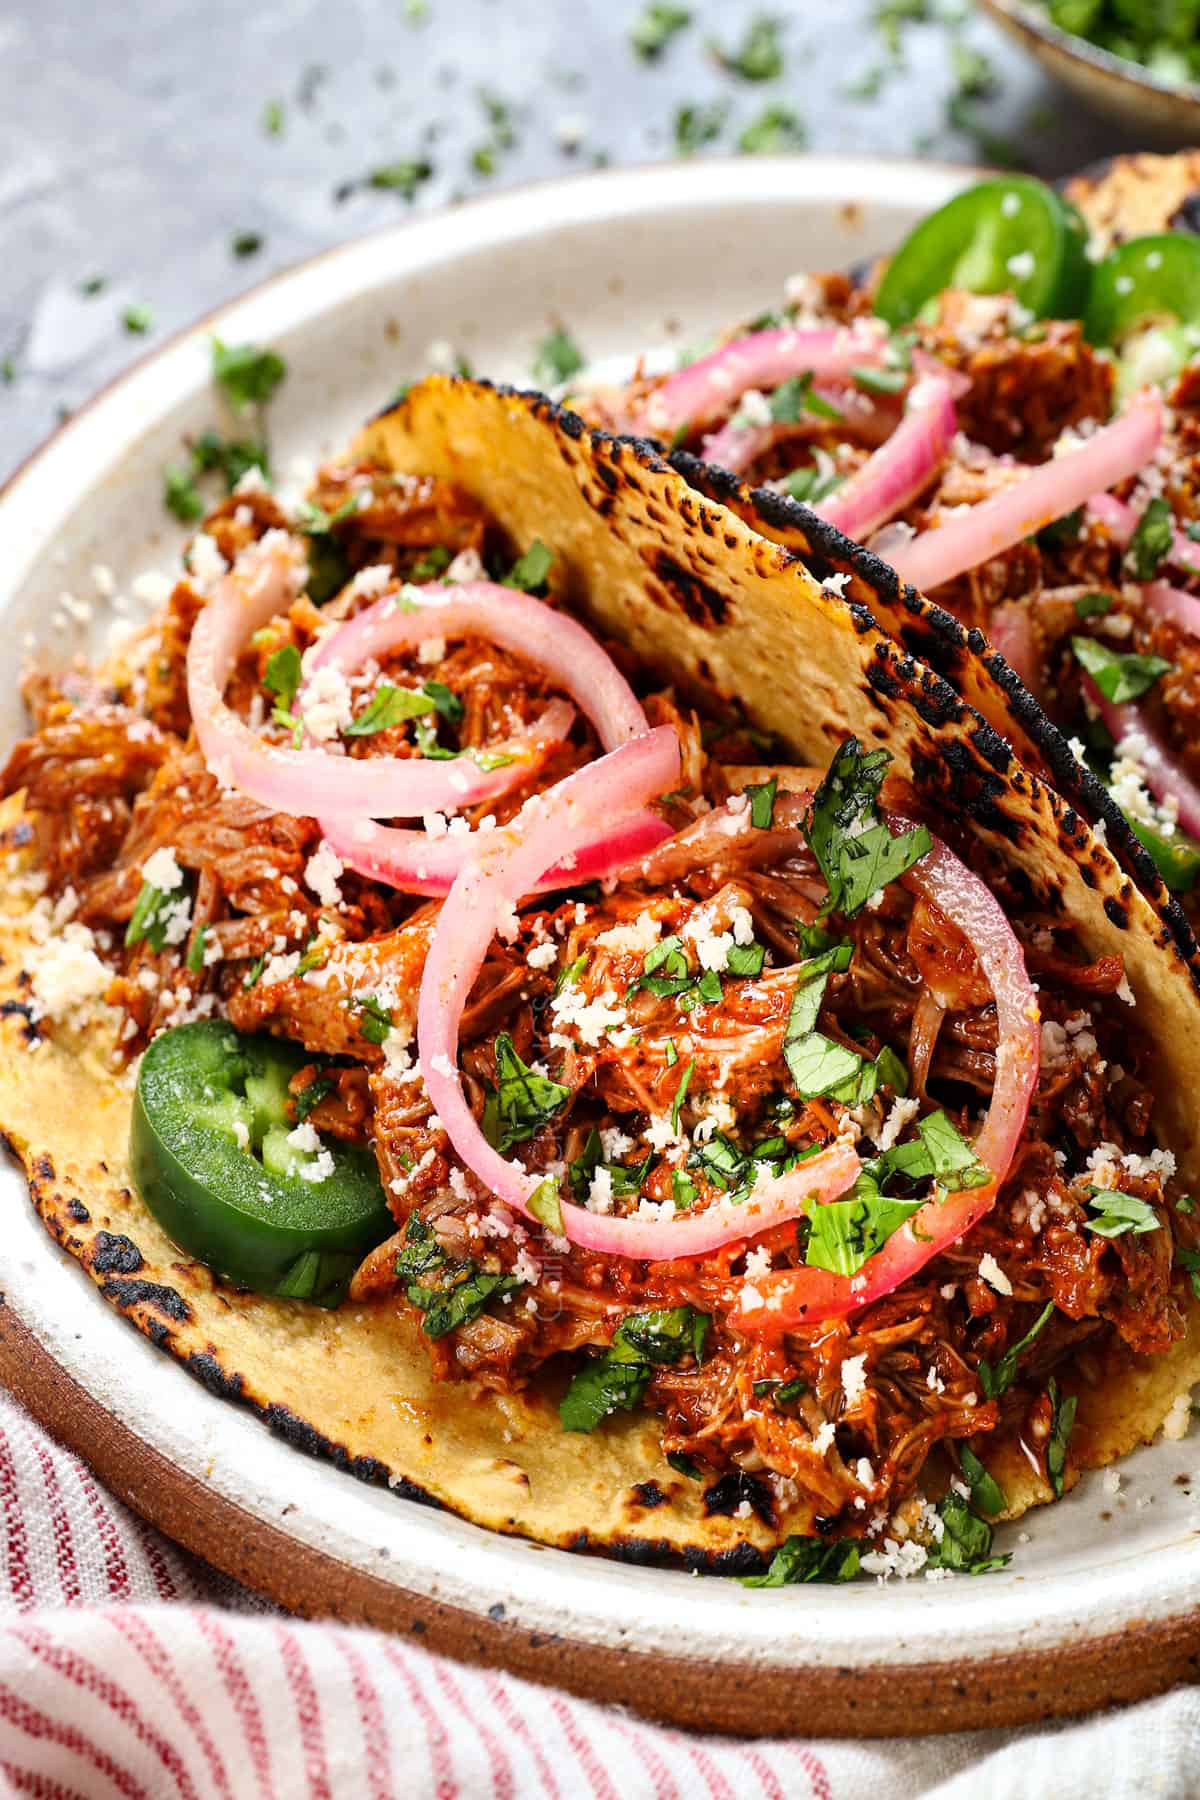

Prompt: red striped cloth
[{"left": 0, "top": 1393, "right": 1190, "bottom": 1799}]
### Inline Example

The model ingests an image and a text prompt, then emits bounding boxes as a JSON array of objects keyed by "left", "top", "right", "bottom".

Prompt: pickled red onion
[
  {"left": 322, "top": 805, "right": 673, "bottom": 899},
  {"left": 815, "top": 374, "right": 957, "bottom": 544},
  {"left": 729, "top": 823, "right": 1040, "bottom": 1332},
  {"left": 886, "top": 388, "right": 1163, "bottom": 596},
  {"left": 1082, "top": 674, "right": 1200, "bottom": 842},
  {"left": 987, "top": 600, "right": 1042, "bottom": 695},
  {"left": 416, "top": 726, "right": 861, "bottom": 1258},
  {"left": 1142, "top": 578, "right": 1200, "bottom": 642},
  {"left": 633, "top": 323, "right": 889, "bottom": 441}
]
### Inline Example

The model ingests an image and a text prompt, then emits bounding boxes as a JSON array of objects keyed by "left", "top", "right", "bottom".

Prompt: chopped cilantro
[
  {"left": 121, "top": 302, "right": 154, "bottom": 336},
  {"left": 959, "top": 1444, "right": 1005, "bottom": 1517},
  {"left": 232, "top": 232, "right": 264, "bottom": 259},
  {"left": 807, "top": 738, "right": 931, "bottom": 918},
  {"left": 741, "top": 1536, "right": 860, "bottom": 1588},
  {"left": 292, "top": 1075, "right": 334, "bottom": 1123},
  {"left": 79, "top": 275, "right": 107, "bottom": 297},
  {"left": 1126, "top": 495, "right": 1174, "bottom": 582},
  {"left": 211, "top": 338, "right": 287, "bottom": 414},
  {"left": 782, "top": 463, "right": 843, "bottom": 505},
  {"left": 354, "top": 993, "right": 394, "bottom": 1046},
  {"left": 262, "top": 99, "right": 285, "bottom": 136},
  {"left": 559, "top": 1305, "right": 709, "bottom": 1432},
  {"left": 1071, "top": 636, "right": 1172, "bottom": 705},
  {"left": 737, "top": 104, "right": 806, "bottom": 155},
  {"left": 925, "top": 1490, "right": 1009, "bottom": 1575},
  {"left": 1073, "top": 591, "right": 1114, "bottom": 620},
  {"left": 666, "top": 1450, "right": 703, "bottom": 1479},
  {"left": 744, "top": 775, "right": 777, "bottom": 829},
  {"left": 293, "top": 495, "right": 360, "bottom": 536},
  {"left": 422, "top": 678, "right": 464, "bottom": 723},
  {"left": 978, "top": 1301, "right": 1054, "bottom": 1399},
  {"left": 803, "top": 1187, "right": 923, "bottom": 1277},
  {"left": 1086, "top": 1188, "right": 1161, "bottom": 1238},
  {"left": 263, "top": 644, "right": 302, "bottom": 712},
  {"left": 502, "top": 539, "right": 554, "bottom": 593},
  {"left": 630, "top": 3, "right": 691, "bottom": 59},
  {"left": 243, "top": 954, "right": 267, "bottom": 990},
  {"left": 190, "top": 429, "right": 270, "bottom": 492},
  {"left": 726, "top": 940, "right": 765, "bottom": 978},
  {"left": 674, "top": 100, "right": 729, "bottom": 156},
  {"left": 670, "top": 1057, "right": 695, "bottom": 1132},
  {"left": 344, "top": 684, "right": 436, "bottom": 736},
  {"left": 482, "top": 1033, "right": 570, "bottom": 1153},
  {"left": 395, "top": 1214, "right": 520, "bottom": 1340},
  {"left": 186, "top": 926, "right": 207, "bottom": 975},
  {"left": 163, "top": 465, "right": 204, "bottom": 523},
  {"left": 532, "top": 326, "right": 585, "bottom": 386},
  {"left": 553, "top": 953, "right": 587, "bottom": 997},
  {"left": 770, "top": 371, "right": 841, "bottom": 423},
  {"left": 567, "top": 1127, "right": 655, "bottom": 1202},
  {"left": 1036, "top": 505, "right": 1084, "bottom": 550},
  {"left": 709, "top": 13, "right": 785, "bottom": 80},
  {"left": 125, "top": 878, "right": 186, "bottom": 953},
  {"left": 366, "top": 159, "right": 434, "bottom": 201},
  {"left": 1177, "top": 1245, "right": 1200, "bottom": 1300},
  {"left": 1045, "top": 1376, "right": 1077, "bottom": 1499},
  {"left": 672, "top": 1168, "right": 697, "bottom": 1210}
]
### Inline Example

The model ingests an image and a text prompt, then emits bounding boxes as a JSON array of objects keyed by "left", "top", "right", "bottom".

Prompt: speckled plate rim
[{"left": 2, "top": 154, "right": 1200, "bottom": 1736}]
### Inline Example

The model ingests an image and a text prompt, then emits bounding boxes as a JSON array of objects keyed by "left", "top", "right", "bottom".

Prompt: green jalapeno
[
  {"left": 874, "top": 176, "right": 1090, "bottom": 330},
  {"left": 130, "top": 1020, "right": 392, "bottom": 1306},
  {"left": 1085, "top": 233, "right": 1200, "bottom": 396}
]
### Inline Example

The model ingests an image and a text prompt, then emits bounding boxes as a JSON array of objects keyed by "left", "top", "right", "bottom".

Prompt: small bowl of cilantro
[{"left": 977, "top": 0, "right": 1200, "bottom": 140}]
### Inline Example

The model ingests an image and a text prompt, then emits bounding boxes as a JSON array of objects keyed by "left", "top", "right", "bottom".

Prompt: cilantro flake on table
[
  {"left": 674, "top": 100, "right": 729, "bottom": 156},
  {"left": 709, "top": 14, "right": 785, "bottom": 81},
  {"left": 630, "top": 3, "right": 691, "bottom": 60}
]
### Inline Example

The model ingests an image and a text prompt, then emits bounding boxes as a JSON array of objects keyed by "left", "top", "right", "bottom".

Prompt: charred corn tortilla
[
  {"left": 2, "top": 376, "right": 1199, "bottom": 1562},
  {"left": 1064, "top": 150, "right": 1200, "bottom": 254}
]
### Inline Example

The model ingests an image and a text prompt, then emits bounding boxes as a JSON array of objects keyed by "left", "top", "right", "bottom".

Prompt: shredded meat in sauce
[{"left": 2, "top": 453, "right": 1192, "bottom": 1550}]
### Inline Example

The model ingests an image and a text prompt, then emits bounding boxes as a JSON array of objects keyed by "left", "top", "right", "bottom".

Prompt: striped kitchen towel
[{"left": 0, "top": 1391, "right": 1193, "bottom": 1799}]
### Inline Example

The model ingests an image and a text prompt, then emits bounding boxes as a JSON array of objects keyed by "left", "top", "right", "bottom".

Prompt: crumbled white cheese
[
  {"left": 874, "top": 1094, "right": 920, "bottom": 1155},
  {"left": 526, "top": 941, "right": 559, "bottom": 971},
  {"left": 445, "top": 547, "right": 485, "bottom": 584},
  {"left": 841, "top": 1353, "right": 868, "bottom": 1405},
  {"left": 188, "top": 534, "right": 228, "bottom": 591},
  {"left": 587, "top": 1166, "right": 615, "bottom": 1214},
  {"left": 694, "top": 931, "right": 733, "bottom": 973},
  {"left": 977, "top": 1253, "right": 1013, "bottom": 1297},
  {"left": 860, "top": 1538, "right": 929, "bottom": 1581},
  {"left": 417, "top": 636, "right": 446, "bottom": 666},
  {"left": 305, "top": 842, "right": 344, "bottom": 908},
  {"left": 1006, "top": 249, "right": 1035, "bottom": 281},
  {"left": 1162, "top": 1392, "right": 1193, "bottom": 1442},
  {"left": 599, "top": 1126, "right": 634, "bottom": 1160},
  {"left": 743, "top": 1245, "right": 772, "bottom": 1280},
  {"left": 299, "top": 665, "right": 354, "bottom": 743},
  {"left": 594, "top": 913, "right": 661, "bottom": 956},
  {"left": 822, "top": 571, "right": 851, "bottom": 597},
  {"left": 26, "top": 922, "right": 112, "bottom": 1025},
  {"left": 232, "top": 1119, "right": 250, "bottom": 1151},
  {"left": 548, "top": 982, "right": 627, "bottom": 1049},
  {"left": 810, "top": 1420, "right": 836, "bottom": 1457},
  {"left": 141, "top": 846, "right": 184, "bottom": 892}
]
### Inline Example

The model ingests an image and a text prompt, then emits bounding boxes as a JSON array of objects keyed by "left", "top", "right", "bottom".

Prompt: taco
[
  {"left": 574, "top": 152, "right": 1200, "bottom": 938},
  {"left": 2, "top": 375, "right": 1199, "bottom": 1584}
]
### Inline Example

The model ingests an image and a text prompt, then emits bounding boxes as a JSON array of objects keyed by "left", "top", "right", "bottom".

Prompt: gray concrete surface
[{"left": 0, "top": 0, "right": 1142, "bottom": 476}]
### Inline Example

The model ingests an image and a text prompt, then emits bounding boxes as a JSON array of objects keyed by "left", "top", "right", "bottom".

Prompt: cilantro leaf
[
  {"left": 1176, "top": 1244, "right": 1200, "bottom": 1301},
  {"left": 807, "top": 738, "right": 930, "bottom": 917},
  {"left": 926, "top": 1490, "right": 1010, "bottom": 1575},
  {"left": 264, "top": 644, "right": 302, "bottom": 711},
  {"left": 744, "top": 775, "right": 777, "bottom": 829},
  {"left": 770, "top": 371, "right": 841, "bottom": 423},
  {"left": 1126, "top": 496, "right": 1174, "bottom": 581},
  {"left": 977, "top": 1301, "right": 1054, "bottom": 1400},
  {"left": 741, "top": 1536, "right": 860, "bottom": 1588},
  {"left": 365, "top": 159, "right": 433, "bottom": 201},
  {"left": 344, "top": 684, "right": 436, "bottom": 737},
  {"left": 482, "top": 1033, "right": 570, "bottom": 1153},
  {"left": 1071, "top": 636, "right": 1172, "bottom": 705},
  {"left": 670, "top": 1057, "right": 695, "bottom": 1132},
  {"left": 211, "top": 338, "right": 287, "bottom": 413},
  {"left": 737, "top": 104, "right": 806, "bottom": 155},
  {"left": 502, "top": 539, "right": 554, "bottom": 593},
  {"left": 1045, "top": 1376, "right": 1077, "bottom": 1499},
  {"left": 709, "top": 13, "right": 784, "bottom": 80},
  {"left": 674, "top": 100, "right": 728, "bottom": 155},
  {"left": 566, "top": 1127, "right": 655, "bottom": 1202},
  {"left": 559, "top": 1305, "right": 709, "bottom": 1432},
  {"left": 784, "top": 1030, "right": 867, "bottom": 1101},
  {"left": 630, "top": 3, "right": 691, "bottom": 59},
  {"left": 421, "top": 679, "right": 464, "bottom": 724},
  {"left": 395, "top": 1215, "right": 520, "bottom": 1340},
  {"left": 1073, "top": 591, "right": 1114, "bottom": 620},
  {"left": 959, "top": 1444, "right": 1005, "bottom": 1517},
  {"left": 125, "top": 879, "right": 188, "bottom": 953},
  {"left": 784, "top": 943, "right": 853, "bottom": 1042},
  {"left": 1086, "top": 1188, "right": 1161, "bottom": 1239},
  {"left": 354, "top": 993, "right": 393, "bottom": 1046},
  {"left": 164, "top": 465, "right": 204, "bottom": 523},
  {"left": 532, "top": 327, "right": 584, "bottom": 387},
  {"left": 803, "top": 1185, "right": 923, "bottom": 1277}
]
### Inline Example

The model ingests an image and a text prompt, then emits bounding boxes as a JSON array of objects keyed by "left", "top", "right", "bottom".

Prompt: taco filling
[
  {"left": 5, "top": 409, "right": 1198, "bottom": 1583},
  {"left": 577, "top": 166, "right": 1200, "bottom": 919}
]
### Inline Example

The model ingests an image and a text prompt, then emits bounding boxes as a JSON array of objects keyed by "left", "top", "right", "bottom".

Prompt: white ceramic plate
[{"left": 3, "top": 155, "right": 1198, "bottom": 1737}]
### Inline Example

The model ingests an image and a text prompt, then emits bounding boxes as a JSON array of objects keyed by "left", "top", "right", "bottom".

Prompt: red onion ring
[
  {"left": 987, "top": 600, "right": 1042, "bottom": 695},
  {"left": 415, "top": 726, "right": 861, "bottom": 1258},
  {"left": 815, "top": 374, "right": 957, "bottom": 544},
  {"left": 886, "top": 388, "right": 1163, "bottom": 596},
  {"left": 728, "top": 823, "right": 1040, "bottom": 1332},
  {"left": 1142, "top": 579, "right": 1200, "bottom": 641},
  {"left": 1083, "top": 674, "right": 1200, "bottom": 841},
  {"left": 321, "top": 806, "right": 673, "bottom": 898},
  {"left": 633, "top": 322, "right": 889, "bottom": 441}
]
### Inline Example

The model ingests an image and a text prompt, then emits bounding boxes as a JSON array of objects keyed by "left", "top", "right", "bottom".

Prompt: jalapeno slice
[
  {"left": 874, "top": 176, "right": 1091, "bottom": 330},
  {"left": 130, "top": 1021, "right": 392, "bottom": 1306},
  {"left": 1085, "top": 234, "right": 1200, "bottom": 388}
]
